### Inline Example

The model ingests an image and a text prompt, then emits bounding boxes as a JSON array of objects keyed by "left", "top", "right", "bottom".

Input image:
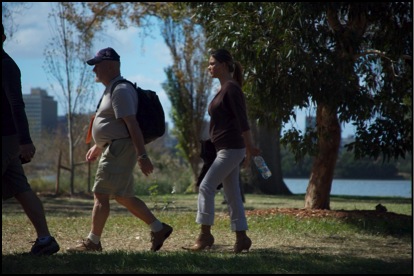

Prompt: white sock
[
  {"left": 150, "top": 220, "right": 163, "bottom": 232},
  {"left": 87, "top": 232, "right": 100, "bottom": 244}
]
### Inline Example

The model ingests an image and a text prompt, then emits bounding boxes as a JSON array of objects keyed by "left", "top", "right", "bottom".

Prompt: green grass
[{"left": 2, "top": 194, "right": 412, "bottom": 274}]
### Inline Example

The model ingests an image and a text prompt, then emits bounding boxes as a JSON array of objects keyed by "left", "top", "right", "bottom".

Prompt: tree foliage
[
  {"left": 191, "top": 2, "right": 412, "bottom": 161},
  {"left": 60, "top": 2, "right": 170, "bottom": 42}
]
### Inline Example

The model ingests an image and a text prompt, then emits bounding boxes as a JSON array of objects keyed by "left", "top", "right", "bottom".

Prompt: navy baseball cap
[{"left": 86, "top": 47, "right": 120, "bottom": 65}]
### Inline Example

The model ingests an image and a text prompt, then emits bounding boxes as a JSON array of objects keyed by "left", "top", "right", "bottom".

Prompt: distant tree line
[{"left": 282, "top": 146, "right": 412, "bottom": 180}]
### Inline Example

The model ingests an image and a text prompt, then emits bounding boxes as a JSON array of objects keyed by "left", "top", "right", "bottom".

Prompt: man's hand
[
  {"left": 86, "top": 144, "right": 102, "bottom": 162},
  {"left": 137, "top": 157, "right": 154, "bottom": 176}
]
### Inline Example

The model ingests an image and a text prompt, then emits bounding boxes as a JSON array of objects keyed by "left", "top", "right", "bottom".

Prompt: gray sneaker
[
  {"left": 67, "top": 238, "right": 102, "bottom": 252},
  {"left": 150, "top": 223, "right": 173, "bottom": 251}
]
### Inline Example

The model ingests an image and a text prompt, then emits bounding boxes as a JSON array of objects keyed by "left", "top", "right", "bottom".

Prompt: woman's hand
[{"left": 243, "top": 145, "right": 261, "bottom": 169}]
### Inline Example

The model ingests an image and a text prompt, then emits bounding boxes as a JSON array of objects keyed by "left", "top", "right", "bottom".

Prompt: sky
[
  {"left": 3, "top": 2, "right": 172, "bottom": 123},
  {"left": 3, "top": 2, "right": 356, "bottom": 138}
]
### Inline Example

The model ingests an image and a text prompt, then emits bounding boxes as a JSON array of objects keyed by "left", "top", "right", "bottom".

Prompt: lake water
[{"left": 284, "top": 178, "right": 412, "bottom": 198}]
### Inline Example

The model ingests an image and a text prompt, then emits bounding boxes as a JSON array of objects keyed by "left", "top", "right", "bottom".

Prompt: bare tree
[
  {"left": 43, "top": 2, "right": 95, "bottom": 194},
  {"left": 1, "top": 2, "right": 32, "bottom": 39}
]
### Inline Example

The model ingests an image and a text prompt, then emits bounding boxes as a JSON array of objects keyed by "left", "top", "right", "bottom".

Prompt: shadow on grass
[
  {"left": 2, "top": 249, "right": 412, "bottom": 274},
  {"left": 1, "top": 194, "right": 197, "bottom": 217}
]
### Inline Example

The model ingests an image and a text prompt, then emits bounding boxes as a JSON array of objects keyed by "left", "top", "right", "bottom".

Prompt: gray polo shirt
[{"left": 92, "top": 77, "right": 138, "bottom": 148}]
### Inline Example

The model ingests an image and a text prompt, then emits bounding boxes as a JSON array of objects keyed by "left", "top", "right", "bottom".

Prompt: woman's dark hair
[{"left": 210, "top": 48, "right": 243, "bottom": 87}]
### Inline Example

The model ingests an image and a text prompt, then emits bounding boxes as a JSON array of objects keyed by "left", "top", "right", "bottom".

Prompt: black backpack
[{"left": 110, "top": 79, "right": 166, "bottom": 144}]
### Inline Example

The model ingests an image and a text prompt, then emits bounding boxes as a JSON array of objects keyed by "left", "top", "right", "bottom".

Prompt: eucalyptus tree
[
  {"left": 161, "top": 15, "right": 213, "bottom": 190},
  {"left": 191, "top": 2, "right": 412, "bottom": 209},
  {"left": 43, "top": 2, "right": 96, "bottom": 194}
]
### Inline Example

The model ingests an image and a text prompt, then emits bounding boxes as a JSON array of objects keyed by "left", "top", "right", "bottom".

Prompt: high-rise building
[{"left": 23, "top": 88, "right": 57, "bottom": 140}]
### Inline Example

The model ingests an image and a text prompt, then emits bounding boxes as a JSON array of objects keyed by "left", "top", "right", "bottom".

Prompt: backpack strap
[{"left": 110, "top": 79, "right": 136, "bottom": 95}]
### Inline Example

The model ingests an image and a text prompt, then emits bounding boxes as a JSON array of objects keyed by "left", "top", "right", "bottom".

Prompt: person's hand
[
  {"left": 243, "top": 145, "right": 261, "bottom": 169},
  {"left": 86, "top": 144, "right": 102, "bottom": 162},
  {"left": 248, "top": 145, "right": 261, "bottom": 157},
  {"left": 138, "top": 157, "right": 154, "bottom": 176},
  {"left": 19, "top": 143, "right": 36, "bottom": 163}
]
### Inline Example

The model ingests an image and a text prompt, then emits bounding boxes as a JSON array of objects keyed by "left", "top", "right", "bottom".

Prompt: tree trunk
[
  {"left": 251, "top": 122, "right": 292, "bottom": 195},
  {"left": 305, "top": 103, "right": 341, "bottom": 209},
  {"left": 67, "top": 113, "right": 75, "bottom": 195}
]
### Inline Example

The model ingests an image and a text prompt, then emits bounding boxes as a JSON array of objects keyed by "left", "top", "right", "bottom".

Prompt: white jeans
[{"left": 196, "top": 148, "right": 248, "bottom": 231}]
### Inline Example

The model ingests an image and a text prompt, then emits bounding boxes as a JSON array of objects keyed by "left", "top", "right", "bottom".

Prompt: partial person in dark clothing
[
  {"left": 196, "top": 139, "right": 218, "bottom": 188},
  {"left": 2, "top": 23, "right": 60, "bottom": 256},
  {"left": 183, "top": 49, "right": 260, "bottom": 253}
]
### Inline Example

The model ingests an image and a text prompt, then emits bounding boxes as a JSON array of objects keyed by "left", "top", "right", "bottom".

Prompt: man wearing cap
[
  {"left": 67, "top": 47, "right": 172, "bottom": 252},
  {"left": 2, "top": 23, "right": 60, "bottom": 255}
]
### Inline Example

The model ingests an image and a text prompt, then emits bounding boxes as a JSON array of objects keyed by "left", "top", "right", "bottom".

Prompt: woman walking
[{"left": 184, "top": 49, "right": 260, "bottom": 253}]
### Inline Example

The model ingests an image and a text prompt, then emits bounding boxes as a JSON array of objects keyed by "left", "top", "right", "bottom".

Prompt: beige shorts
[{"left": 92, "top": 138, "right": 137, "bottom": 197}]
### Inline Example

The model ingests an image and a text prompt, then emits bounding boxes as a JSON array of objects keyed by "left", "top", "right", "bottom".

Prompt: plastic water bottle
[{"left": 253, "top": 156, "right": 272, "bottom": 179}]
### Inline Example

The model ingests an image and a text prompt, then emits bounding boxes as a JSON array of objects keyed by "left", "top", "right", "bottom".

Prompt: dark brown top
[{"left": 208, "top": 80, "right": 250, "bottom": 151}]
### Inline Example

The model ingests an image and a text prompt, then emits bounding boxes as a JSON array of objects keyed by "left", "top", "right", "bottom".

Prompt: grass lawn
[{"left": 2, "top": 193, "right": 412, "bottom": 274}]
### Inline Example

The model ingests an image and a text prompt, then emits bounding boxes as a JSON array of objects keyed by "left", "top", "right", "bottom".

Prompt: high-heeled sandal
[
  {"left": 182, "top": 233, "right": 214, "bottom": 251},
  {"left": 234, "top": 236, "right": 252, "bottom": 253}
]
